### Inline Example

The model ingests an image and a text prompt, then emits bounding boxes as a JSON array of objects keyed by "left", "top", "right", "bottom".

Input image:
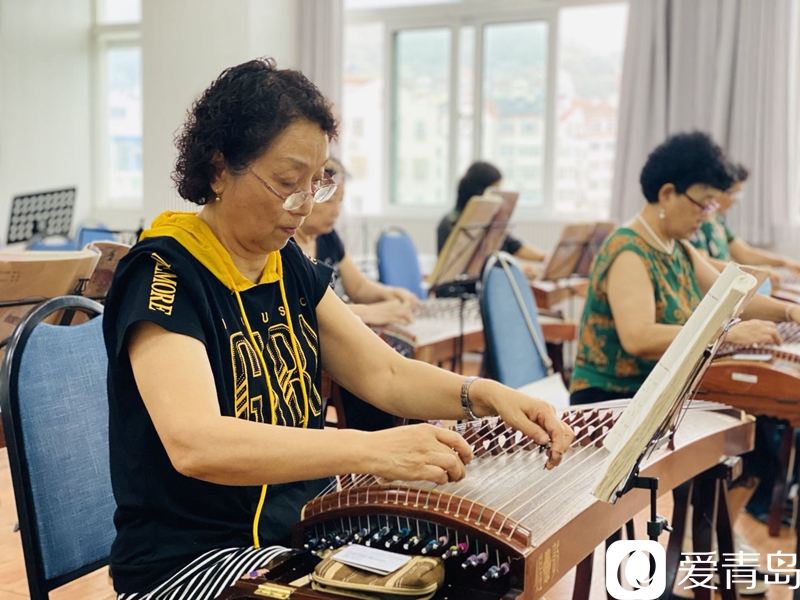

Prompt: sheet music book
[
  {"left": 82, "top": 240, "right": 131, "bottom": 298},
  {"left": 0, "top": 249, "right": 101, "bottom": 345},
  {"left": 593, "top": 263, "right": 757, "bottom": 502},
  {"left": 463, "top": 189, "right": 519, "bottom": 276},
  {"left": 428, "top": 195, "right": 502, "bottom": 290}
]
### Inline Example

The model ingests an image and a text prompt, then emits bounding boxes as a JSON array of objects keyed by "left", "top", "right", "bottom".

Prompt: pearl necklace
[{"left": 635, "top": 214, "right": 675, "bottom": 254}]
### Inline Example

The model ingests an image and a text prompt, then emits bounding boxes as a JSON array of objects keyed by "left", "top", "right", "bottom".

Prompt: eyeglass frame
[
  {"left": 248, "top": 169, "right": 338, "bottom": 211},
  {"left": 682, "top": 191, "right": 719, "bottom": 216}
]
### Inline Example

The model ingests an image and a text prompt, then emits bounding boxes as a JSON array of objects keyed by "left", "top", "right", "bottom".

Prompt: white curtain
[
  {"left": 296, "top": 0, "right": 344, "bottom": 125},
  {"left": 611, "top": 0, "right": 794, "bottom": 246}
]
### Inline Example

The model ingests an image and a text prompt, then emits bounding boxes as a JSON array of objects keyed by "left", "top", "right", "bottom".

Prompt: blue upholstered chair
[
  {"left": 0, "top": 296, "right": 114, "bottom": 599},
  {"left": 479, "top": 252, "right": 551, "bottom": 389},
  {"left": 376, "top": 227, "right": 426, "bottom": 300},
  {"left": 77, "top": 225, "right": 116, "bottom": 248}
]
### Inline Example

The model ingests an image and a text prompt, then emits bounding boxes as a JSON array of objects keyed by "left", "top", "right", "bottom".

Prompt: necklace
[{"left": 635, "top": 214, "right": 675, "bottom": 254}]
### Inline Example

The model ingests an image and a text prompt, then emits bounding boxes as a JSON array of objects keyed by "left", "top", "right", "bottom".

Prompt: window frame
[
  {"left": 345, "top": 0, "right": 627, "bottom": 221},
  {"left": 91, "top": 3, "right": 142, "bottom": 209}
]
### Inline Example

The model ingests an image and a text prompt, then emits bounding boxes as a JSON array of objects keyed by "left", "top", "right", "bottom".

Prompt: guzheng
[
  {"left": 380, "top": 297, "right": 574, "bottom": 364},
  {"left": 381, "top": 297, "right": 483, "bottom": 362},
  {"left": 220, "top": 401, "right": 753, "bottom": 600},
  {"left": 771, "top": 272, "right": 800, "bottom": 304},
  {"left": 695, "top": 321, "right": 800, "bottom": 426}
]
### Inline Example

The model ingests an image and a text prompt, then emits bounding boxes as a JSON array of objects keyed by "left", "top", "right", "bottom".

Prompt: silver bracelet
[{"left": 460, "top": 376, "right": 479, "bottom": 421}]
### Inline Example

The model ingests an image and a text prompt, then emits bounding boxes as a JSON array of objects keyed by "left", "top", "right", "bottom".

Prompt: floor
[{"left": 1, "top": 446, "right": 797, "bottom": 600}]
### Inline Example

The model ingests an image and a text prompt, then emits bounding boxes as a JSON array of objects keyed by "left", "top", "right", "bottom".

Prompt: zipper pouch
[{"left": 310, "top": 548, "right": 445, "bottom": 600}]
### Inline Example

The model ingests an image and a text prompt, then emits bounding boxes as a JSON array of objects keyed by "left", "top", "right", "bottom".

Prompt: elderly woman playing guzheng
[
  {"left": 102, "top": 58, "right": 574, "bottom": 600},
  {"left": 293, "top": 157, "right": 418, "bottom": 327},
  {"left": 570, "top": 131, "right": 800, "bottom": 407}
]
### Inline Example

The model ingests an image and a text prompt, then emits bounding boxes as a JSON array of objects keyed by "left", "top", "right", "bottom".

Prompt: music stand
[
  {"left": 6, "top": 188, "right": 76, "bottom": 246},
  {"left": 429, "top": 194, "right": 515, "bottom": 295},
  {"left": 462, "top": 189, "right": 519, "bottom": 277},
  {"left": 573, "top": 221, "right": 616, "bottom": 277},
  {"left": 427, "top": 192, "right": 516, "bottom": 372},
  {"left": 541, "top": 221, "right": 616, "bottom": 282},
  {"left": 593, "top": 264, "right": 759, "bottom": 538}
]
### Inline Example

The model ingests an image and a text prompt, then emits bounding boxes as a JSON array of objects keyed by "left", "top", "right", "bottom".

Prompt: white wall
[
  {"left": 135, "top": 0, "right": 299, "bottom": 227},
  {"left": 0, "top": 0, "right": 92, "bottom": 245}
]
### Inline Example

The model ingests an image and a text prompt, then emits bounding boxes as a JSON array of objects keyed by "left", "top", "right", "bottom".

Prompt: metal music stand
[
  {"left": 541, "top": 221, "right": 615, "bottom": 282},
  {"left": 573, "top": 221, "right": 616, "bottom": 277},
  {"left": 428, "top": 192, "right": 517, "bottom": 372},
  {"left": 6, "top": 188, "right": 76, "bottom": 246},
  {"left": 429, "top": 193, "right": 516, "bottom": 296}
]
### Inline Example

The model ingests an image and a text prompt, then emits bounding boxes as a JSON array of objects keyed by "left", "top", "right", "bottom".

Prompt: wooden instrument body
[
  {"left": 696, "top": 323, "right": 800, "bottom": 426},
  {"left": 284, "top": 404, "right": 752, "bottom": 600},
  {"left": 530, "top": 278, "right": 589, "bottom": 310},
  {"left": 696, "top": 360, "right": 800, "bottom": 426}
]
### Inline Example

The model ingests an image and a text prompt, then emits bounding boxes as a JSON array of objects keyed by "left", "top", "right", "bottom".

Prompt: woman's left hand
[{"left": 469, "top": 379, "right": 575, "bottom": 469}]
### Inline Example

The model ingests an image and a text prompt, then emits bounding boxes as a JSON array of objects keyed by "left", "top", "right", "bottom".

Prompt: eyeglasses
[
  {"left": 683, "top": 192, "right": 719, "bottom": 216},
  {"left": 249, "top": 169, "right": 338, "bottom": 211}
]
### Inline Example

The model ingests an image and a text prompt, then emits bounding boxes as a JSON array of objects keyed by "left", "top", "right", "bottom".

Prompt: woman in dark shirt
[
  {"left": 437, "top": 161, "right": 546, "bottom": 273},
  {"left": 104, "top": 58, "right": 576, "bottom": 599},
  {"left": 294, "top": 158, "right": 417, "bottom": 326}
]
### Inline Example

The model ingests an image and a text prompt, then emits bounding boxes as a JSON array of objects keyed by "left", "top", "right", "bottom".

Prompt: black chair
[{"left": 0, "top": 296, "right": 114, "bottom": 599}]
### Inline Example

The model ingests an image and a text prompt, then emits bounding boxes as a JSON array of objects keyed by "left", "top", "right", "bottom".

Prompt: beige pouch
[{"left": 310, "top": 548, "right": 445, "bottom": 600}]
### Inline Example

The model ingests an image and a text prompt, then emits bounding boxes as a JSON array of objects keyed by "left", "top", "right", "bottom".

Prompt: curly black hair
[
  {"left": 455, "top": 161, "right": 502, "bottom": 212},
  {"left": 639, "top": 132, "right": 734, "bottom": 203},
  {"left": 173, "top": 57, "right": 338, "bottom": 205},
  {"left": 728, "top": 161, "right": 750, "bottom": 184}
]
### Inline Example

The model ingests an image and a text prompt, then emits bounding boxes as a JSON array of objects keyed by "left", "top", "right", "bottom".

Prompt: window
[
  {"left": 456, "top": 26, "right": 475, "bottom": 178},
  {"left": 391, "top": 28, "right": 451, "bottom": 206},
  {"left": 553, "top": 3, "right": 628, "bottom": 218},
  {"left": 97, "top": 0, "right": 140, "bottom": 23},
  {"left": 344, "top": 1, "right": 628, "bottom": 216},
  {"left": 343, "top": 22, "right": 385, "bottom": 215},
  {"left": 482, "top": 21, "right": 548, "bottom": 206},
  {"left": 93, "top": 0, "right": 142, "bottom": 206}
]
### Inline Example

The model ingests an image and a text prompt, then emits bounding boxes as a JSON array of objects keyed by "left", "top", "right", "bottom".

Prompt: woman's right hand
[
  {"left": 358, "top": 299, "right": 415, "bottom": 326},
  {"left": 726, "top": 320, "right": 782, "bottom": 346},
  {"left": 363, "top": 423, "right": 473, "bottom": 485}
]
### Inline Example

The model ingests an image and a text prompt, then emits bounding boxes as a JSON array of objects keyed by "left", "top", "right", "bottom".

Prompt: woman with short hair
[
  {"left": 570, "top": 132, "right": 800, "bottom": 406},
  {"left": 104, "top": 58, "right": 574, "bottom": 600}
]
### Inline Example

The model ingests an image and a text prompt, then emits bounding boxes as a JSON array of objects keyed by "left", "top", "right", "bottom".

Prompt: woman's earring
[
  {"left": 659, "top": 208, "right": 665, "bottom": 219},
  {"left": 215, "top": 191, "right": 221, "bottom": 203}
]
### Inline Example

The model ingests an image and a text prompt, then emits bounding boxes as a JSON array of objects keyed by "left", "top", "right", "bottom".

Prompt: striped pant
[{"left": 117, "top": 546, "right": 289, "bottom": 600}]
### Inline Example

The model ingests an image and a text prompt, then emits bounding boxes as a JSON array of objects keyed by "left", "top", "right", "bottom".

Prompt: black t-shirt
[
  {"left": 103, "top": 236, "right": 332, "bottom": 593},
  {"left": 436, "top": 211, "right": 523, "bottom": 256},
  {"left": 316, "top": 229, "right": 347, "bottom": 299}
]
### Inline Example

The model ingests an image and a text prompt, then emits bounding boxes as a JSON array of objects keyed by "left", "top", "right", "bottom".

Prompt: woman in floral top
[
  {"left": 690, "top": 162, "right": 800, "bottom": 276},
  {"left": 570, "top": 132, "right": 800, "bottom": 405}
]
